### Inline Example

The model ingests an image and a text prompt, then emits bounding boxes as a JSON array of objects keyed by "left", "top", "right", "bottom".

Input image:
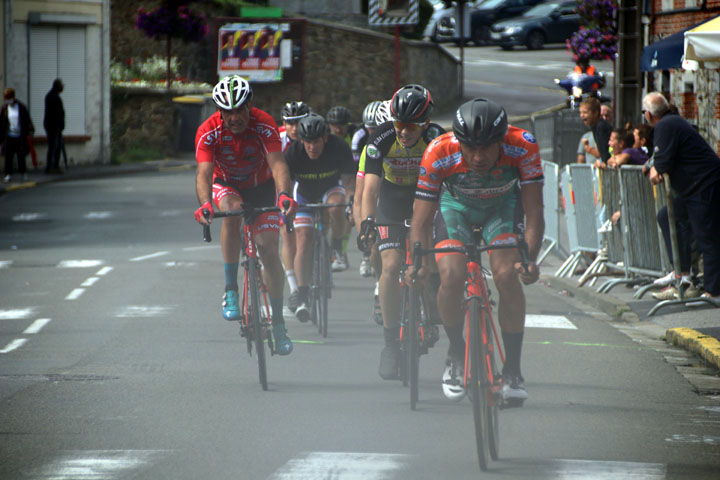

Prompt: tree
[
  {"left": 136, "top": 0, "right": 208, "bottom": 88},
  {"left": 566, "top": 0, "right": 617, "bottom": 63}
]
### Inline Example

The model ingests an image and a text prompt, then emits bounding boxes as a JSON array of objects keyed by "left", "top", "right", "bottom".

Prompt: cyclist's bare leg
[
  {"left": 370, "top": 243, "right": 382, "bottom": 277},
  {"left": 293, "top": 224, "right": 314, "bottom": 288},
  {"left": 256, "top": 230, "right": 284, "bottom": 297},
  {"left": 488, "top": 249, "right": 525, "bottom": 333},
  {"left": 326, "top": 192, "right": 347, "bottom": 244},
  {"left": 218, "top": 195, "right": 243, "bottom": 264},
  {"left": 436, "top": 254, "right": 466, "bottom": 328},
  {"left": 379, "top": 248, "right": 404, "bottom": 328},
  {"left": 281, "top": 227, "right": 297, "bottom": 278}
]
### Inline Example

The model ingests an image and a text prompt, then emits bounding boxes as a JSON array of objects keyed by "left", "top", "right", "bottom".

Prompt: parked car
[
  {"left": 490, "top": 0, "right": 580, "bottom": 50},
  {"left": 435, "top": 0, "right": 545, "bottom": 45}
]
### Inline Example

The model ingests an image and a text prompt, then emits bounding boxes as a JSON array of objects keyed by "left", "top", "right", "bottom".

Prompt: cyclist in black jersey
[
  {"left": 285, "top": 113, "right": 356, "bottom": 320},
  {"left": 358, "top": 84, "right": 445, "bottom": 380},
  {"left": 279, "top": 101, "right": 311, "bottom": 314}
]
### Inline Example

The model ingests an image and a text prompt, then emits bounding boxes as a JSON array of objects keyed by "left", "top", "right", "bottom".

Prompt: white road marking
[
  {"left": 83, "top": 211, "right": 114, "bottom": 219},
  {"left": 96, "top": 266, "right": 114, "bottom": 276},
  {"left": 0, "top": 338, "right": 27, "bottom": 354},
  {"left": 548, "top": 459, "right": 665, "bottom": 478},
  {"left": 57, "top": 260, "right": 104, "bottom": 268},
  {"left": 182, "top": 245, "right": 217, "bottom": 251},
  {"left": 12, "top": 212, "right": 46, "bottom": 221},
  {"left": 525, "top": 314, "right": 577, "bottom": 329},
  {"left": 116, "top": 306, "right": 175, "bottom": 318},
  {"left": 81, "top": 277, "right": 100, "bottom": 287},
  {"left": 665, "top": 433, "right": 720, "bottom": 445},
  {"left": 32, "top": 450, "right": 168, "bottom": 479},
  {"left": 129, "top": 251, "right": 169, "bottom": 262},
  {"left": 269, "top": 452, "right": 408, "bottom": 480},
  {"left": 24, "top": 318, "right": 51, "bottom": 334},
  {"left": 0, "top": 260, "right": 12, "bottom": 268},
  {"left": 0, "top": 308, "right": 35, "bottom": 320},
  {"left": 163, "top": 261, "right": 197, "bottom": 267},
  {"left": 65, "top": 288, "right": 85, "bottom": 300}
]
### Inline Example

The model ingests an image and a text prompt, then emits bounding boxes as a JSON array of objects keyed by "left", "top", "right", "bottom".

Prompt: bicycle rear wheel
[
  {"left": 407, "top": 286, "right": 421, "bottom": 410},
  {"left": 468, "top": 297, "right": 491, "bottom": 470},
  {"left": 318, "top": 236, "right": 330, "bottom": 338},
  {"left": 247, "top": 260, "right": 268, "bottom": 391}
]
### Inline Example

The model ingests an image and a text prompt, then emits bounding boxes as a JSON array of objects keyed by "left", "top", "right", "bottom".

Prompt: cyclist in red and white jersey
[
  {"left": 194, "top": 75, "right": 298, "bottom": 355},
  {"left": 408, "top": 98, "right": 544, "bottom": 402}
]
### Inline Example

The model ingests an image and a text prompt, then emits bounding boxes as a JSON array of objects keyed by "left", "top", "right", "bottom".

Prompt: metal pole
[
  {"left": 394, "top": 25, "right": 400, "bottom": 91},
  {"left": 458, "top": 1, "right": 464, "bottom": 99}
]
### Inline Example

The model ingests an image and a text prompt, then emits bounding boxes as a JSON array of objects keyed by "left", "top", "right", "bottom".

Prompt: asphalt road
[
  {"left": 444, "top": 44, "right": 615, "bottom": 117},
  {"left": 1, "top": 171, "right": 719, "bottom": 479}
]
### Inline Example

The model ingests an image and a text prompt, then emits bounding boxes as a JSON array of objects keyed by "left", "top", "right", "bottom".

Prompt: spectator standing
[
  {"left": 577, "top": 131, "right": 598, "bottom": 164},
  {"left": 1, "top": 88, "right": 34, "bottom": 182},
  {"left": 600, "top": 104, "right": 613, "bottom": 126},
  {"left": 44, "top": 78, "right": 65, "bottom": 174},
  {"left": 645, "top": 92, "right": 720, "bottom": 302},
  {"left": 579, "top": 97, "right": 612, "bottom": 166}
]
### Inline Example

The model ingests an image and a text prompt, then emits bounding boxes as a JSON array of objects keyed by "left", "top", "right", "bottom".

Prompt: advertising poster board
[{"left": 218, "top": 22, "right": 290, "bottom": 82}]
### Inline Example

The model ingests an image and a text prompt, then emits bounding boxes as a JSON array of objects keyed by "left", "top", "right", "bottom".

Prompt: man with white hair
[{"left": 643, "top": 91, "right": 720, "bottom": 303}]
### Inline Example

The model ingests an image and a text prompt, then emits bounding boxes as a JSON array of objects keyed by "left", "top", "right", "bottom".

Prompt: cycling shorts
[
  {"left": 376, "top": 180, "right": 414, "bottom": 252},
  {"left": 293, "top": 184, "right": 346, "bottom": 229},
  {"left": 434, "top": 190, "right": 524, "bottom": 248},
  {"left": 212, "top": 178, "right": 280, "bottom": 234}
]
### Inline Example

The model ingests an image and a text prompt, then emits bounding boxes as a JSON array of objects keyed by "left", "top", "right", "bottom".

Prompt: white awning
[{"left": 684, "top": 15, "right": 720, "bottom": 67}]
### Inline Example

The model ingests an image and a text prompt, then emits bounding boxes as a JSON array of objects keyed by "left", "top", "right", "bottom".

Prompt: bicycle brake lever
[{"left": 202, "top": 209, "right": 212, "bottom": 243}]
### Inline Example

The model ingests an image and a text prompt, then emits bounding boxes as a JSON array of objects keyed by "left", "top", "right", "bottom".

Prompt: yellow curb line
[
  {"left": 5, "top": 181, "right": 37, "bottom": 192},
  {"left": 666, "top": 327, "right": 720, "bottom": 370}
]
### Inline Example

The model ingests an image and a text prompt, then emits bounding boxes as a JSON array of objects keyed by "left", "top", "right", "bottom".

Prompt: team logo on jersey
[
  {"left": 255, "top": 125, "right": 275, "bottom": 138},
  {"left": 419, "top": 166, "right": 427, "bottom": 176},
  {"left": 522, "top": 131, "right": 537, "bottom": 144},
  {"left": 429, "top": 172, "right": 440, "bottom": 181},
  {"left": 367, "top": 144, "right": 379, "bottom": 159},
  {"left": 502, "top": 144, "right": 527, "bottom": 158},
  {"left": 491, "top": 168, "right": 504, "bottom": 178},
  {"left": 244, "top": 146, "right": 257, "bottom": 156}
]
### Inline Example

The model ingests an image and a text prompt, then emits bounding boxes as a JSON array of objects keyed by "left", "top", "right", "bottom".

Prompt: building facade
[
  {"left": 1, "top": 0, "right": 111, "bottom": 165},
  {"left": 645, "top": 0, "right": 720, "bottom": 152}
]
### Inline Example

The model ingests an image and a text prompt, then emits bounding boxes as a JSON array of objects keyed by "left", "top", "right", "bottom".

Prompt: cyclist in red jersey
[
  {"left": 194, "top": 75, "right": 298, "bottom": 355},
  {"left": 407, "top": 98, "right": 543, "bottom": 402}
]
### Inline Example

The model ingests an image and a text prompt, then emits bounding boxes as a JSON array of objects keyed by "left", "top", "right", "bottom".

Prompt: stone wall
[{"left": 111, "top": 13, "right": 460, "bottom": 153}]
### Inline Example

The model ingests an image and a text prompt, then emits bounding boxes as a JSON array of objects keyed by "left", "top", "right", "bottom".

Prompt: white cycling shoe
[{"left": 442, "top": 356, "right": 466, "bottom": 401}]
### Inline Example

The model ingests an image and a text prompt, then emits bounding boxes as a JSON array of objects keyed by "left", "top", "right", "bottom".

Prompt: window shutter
[{"left": 58, "top": 27, "right": 86, "bottom": 136}]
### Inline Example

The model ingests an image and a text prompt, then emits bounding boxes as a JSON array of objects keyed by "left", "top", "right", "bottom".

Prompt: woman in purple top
[{"left": 607, "top": 127, "right": 647, "bottom": 168}]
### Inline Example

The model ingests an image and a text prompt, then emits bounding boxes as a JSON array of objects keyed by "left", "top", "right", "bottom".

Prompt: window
[{"left": 29, "top": 25, "right": 86, "bottom": 136}]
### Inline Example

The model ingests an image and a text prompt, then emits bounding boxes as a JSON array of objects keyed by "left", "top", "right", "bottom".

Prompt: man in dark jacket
[
  {"left": 44, "top": 78, "right": 65, "bottom": 174},
  {"left": 1, "top": 88, "right": 34, "bottom": 182},
  {"left": 645, "top": 91, "right": 720, "bottom": 302}
]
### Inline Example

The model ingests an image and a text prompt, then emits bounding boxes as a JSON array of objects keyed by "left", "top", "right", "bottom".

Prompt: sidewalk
[
  {"left": 2, "top": 147, "right": 718, "bottom": 374},
  {"left": 539, "top": 251, "right": 720, "bottom": 372}
]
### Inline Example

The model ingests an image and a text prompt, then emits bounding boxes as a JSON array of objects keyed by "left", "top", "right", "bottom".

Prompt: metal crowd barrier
[
  {"left": 537, "top": 160, "right": 566, "bottom": 265},
  {"left": 555, "top": 164, "right": 600, "bottom": 277},
  {"left": 597, "top": 166, "right": 668, "bottom": 293},
  {"left": 555, "top": 110, "right": 588, "bottom": 167},
  {"left": 531, "top": 112, "right": 556, "bottom": 167}
]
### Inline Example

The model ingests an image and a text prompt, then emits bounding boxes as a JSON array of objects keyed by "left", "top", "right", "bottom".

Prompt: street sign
[{"left": 368, "top": 0, "right": 418, "bottom": 26}]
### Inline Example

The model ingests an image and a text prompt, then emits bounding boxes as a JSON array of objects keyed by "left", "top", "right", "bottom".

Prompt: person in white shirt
[{"left": 1, "top": 88, "right": 35, "bottom": 182}]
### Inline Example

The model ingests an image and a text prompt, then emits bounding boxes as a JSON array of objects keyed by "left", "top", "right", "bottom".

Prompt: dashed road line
[
  {"left": 96, "top": 266, "right": 114, "bottom": 275},
  {"left": 23, "top": 318, "right": 51, "bottom": 334},
  {"left": 57, "top": 259, "right": 104, "bottom": 268},
  {"left": 525, "top": 314, "right": 577, "bottom": 329},
  {"left": 83, "top": 211, "right": 114, "bottom": 219},
  {"left": 0, "top": 338, "right": 28, "bottom": 354},
  {"left": 65, "top": 288, "right": 86, "bottom": 300},
  {"left": 269, "top": 452, "right": 408, "bottom": 480},
  {"left": 0, "top": 260, "right": 12, "bottom": 268},
  {"left": 0, "top": 308, "right": 35, "bottom": 320},
  {"left": 130, "top": 251, "right": 169, "bottom": 262},
  {"left": 81, "top": 277, "right": 100, "bottom": 287}
]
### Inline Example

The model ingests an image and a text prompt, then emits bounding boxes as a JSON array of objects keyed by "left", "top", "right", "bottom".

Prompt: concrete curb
[
  {"left": 539, "top": 274, "right": 640, "bottom": 322},
  {"left": 666, "top": 328, "right": 720, "bottom": 371}
]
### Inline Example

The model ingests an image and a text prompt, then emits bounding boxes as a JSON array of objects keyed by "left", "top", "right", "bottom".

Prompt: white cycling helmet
[
  {"left": 362, "top": 100, "right": 383, "bottom": 128},
  {"left": 212, "top": 75, "right": 253, "bottom": 110},
  {"left": 374, "top": 100, "right": 393, "bottom": 125}
]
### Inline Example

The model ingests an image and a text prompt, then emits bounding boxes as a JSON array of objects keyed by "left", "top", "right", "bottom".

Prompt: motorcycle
[{"left": 554, "top": 72, "right": 610, "bottom": 110}]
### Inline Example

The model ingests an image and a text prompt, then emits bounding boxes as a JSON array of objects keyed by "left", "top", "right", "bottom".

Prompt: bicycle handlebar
[
  {"left": 201, "top": 204, "right": 292, "bottom": 243},
  {"left": 411, "top": 234, "right": 530, "bottom": 273}
]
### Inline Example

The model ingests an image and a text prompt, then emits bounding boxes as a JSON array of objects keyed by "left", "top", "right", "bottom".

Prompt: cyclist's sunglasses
[{"left": 393, "top": 120, "right": 425, "bottom": 131}]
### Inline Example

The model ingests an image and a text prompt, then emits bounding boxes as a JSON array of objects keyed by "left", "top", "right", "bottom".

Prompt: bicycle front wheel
[
  {"left": 468, "top": 297, "right": 491, "bottom": 470},
  {"left": 247, "top": 260, "right": 268, "bottom": 391},
  {"left": 317, "top": 235, "right": 330, "bottom": 338},
  {"left": 407, "top": 286, "right": 421, "bottom": 410}
]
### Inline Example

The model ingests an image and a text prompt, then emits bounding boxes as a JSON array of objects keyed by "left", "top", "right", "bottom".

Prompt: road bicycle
[
  {"left": 201, "top": 205, "right": 288, "bottom": 391},
  {"left": 298, "top": 202, "right": 349, "bottom": 338},
  {"left": 410, "top": 228, "right": 529, "bottom": 471}
]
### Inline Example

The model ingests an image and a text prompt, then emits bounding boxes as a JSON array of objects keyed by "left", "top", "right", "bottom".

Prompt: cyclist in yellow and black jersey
[{"left": 358, "top": 84, "right": 445, "bottom": 381}]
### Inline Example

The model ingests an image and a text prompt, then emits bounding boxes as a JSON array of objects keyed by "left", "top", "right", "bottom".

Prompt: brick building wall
[{"left": 648, "top": 0, "right": 720, "bottom": 152}]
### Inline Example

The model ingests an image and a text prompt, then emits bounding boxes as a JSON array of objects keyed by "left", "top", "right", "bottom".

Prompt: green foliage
[
  {"left": 111, "top": 142, "right": 165, "bottom": 164},
  {"left": 111, "top": 57, "right": 181, "bottom": 83}
]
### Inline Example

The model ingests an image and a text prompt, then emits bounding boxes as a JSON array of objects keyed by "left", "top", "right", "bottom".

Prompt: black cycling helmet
[
  {"left": 390, "top": 84, "right": 433, "bottom": 123},
  {"left": 452, "top": 98, "right": 508, "bottom": 146},
  {"left": 281, "top": 101, "right": 310, "bottom": 121},
  {"left": 298, "top": 113, "right": 329, "bottom": 140},
  {"left": 326, "top": 105, "right": 351, "bottom": 125}
]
